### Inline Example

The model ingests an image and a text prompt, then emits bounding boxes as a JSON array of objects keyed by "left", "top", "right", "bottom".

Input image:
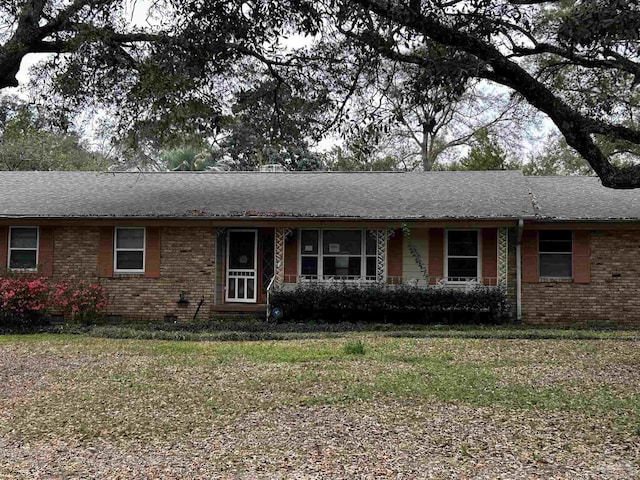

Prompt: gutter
[{"left": 516, "top": 218, "right": 524, "bottom": 321}]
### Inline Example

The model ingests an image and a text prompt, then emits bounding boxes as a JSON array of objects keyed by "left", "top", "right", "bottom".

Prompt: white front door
[{"left": 226, "top": 230, "right": 258, "bottom": 303}]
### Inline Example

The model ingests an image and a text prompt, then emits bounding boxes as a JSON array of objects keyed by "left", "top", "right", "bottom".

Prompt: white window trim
[
  {"left": 538, "top": 231, "right": 573, "bottom": 279},
  {"left": 114, "top": 227, "right": 146, "bottom": 274},
  {"left": 8, "top": 226, "right": 39, "bottom": 271},
  {"left": 444, "top": 229, "right": 482, "bottom": 283},
  {"left": 298, "top": 228, "right": 377, "bottom": 282}
]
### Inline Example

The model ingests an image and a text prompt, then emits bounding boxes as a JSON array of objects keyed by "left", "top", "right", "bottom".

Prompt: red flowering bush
[
  {"left": 0, "top": 276, "right": 108, "bottom": 325},
  {"left": 51, "top": 279, "right": 108, "bottom": 324},
  {"left": 0, "top": 277, "right": 49, "bottom": 322}
]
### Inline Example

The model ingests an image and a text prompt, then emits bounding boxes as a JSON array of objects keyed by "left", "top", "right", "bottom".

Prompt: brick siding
[
  {"left": 51, "top": 226, "right": 216, "bottom": 322},
  {"left": 15, "top": 222, "right": 630, "bottom": 325},
  {"left": 506, "top": 228, "right": 518, "bottom": 319},
  {"left": 522, "top": 230, "right": 640, "bottom": 325},
  {"left": 386, "top": 229, "right": 403, "bottom": 282}
]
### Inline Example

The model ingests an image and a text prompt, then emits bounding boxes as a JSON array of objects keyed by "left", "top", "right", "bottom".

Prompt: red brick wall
[
  {"left": 507, "top": 229, "right": 518, "bottom": 317},
  {"left": 428, "top": 228, "right": 444, "bottom": 284},
  {"left": 481, "top": 228, "right": 497, "bottom": 285},
  {"left": 522, "top": 230, "right": 640, "bottom": 325},
  {"left": 386, "top": 230, "right": 403, "bottom": 282},
  {"left": 49, "top": 226, "right": 216, "bottom": 321},
  {"left": 39, "top": 227, "right": 55, "bottom": 277},
  {"left": 15, "top": 223, "right": 639, "bottom": 325},
  {"left": 284, "top": 232, "right": 298, "bottom": 283},
  {"left": 0, "top": 226, "right": 7, "bottom": 271}
]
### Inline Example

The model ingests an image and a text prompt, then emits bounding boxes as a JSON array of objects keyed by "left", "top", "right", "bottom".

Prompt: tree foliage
[
  {"left": 524, "top": 133, "right": 592, "bottom": 176},
  {"left": 524, "top": 130, "right": 639, "bottom": 176},
  {"left": 337, "top": 54, "right": 532, "bottom": 171},
  {"left": 445, "top": 128, "right": 520, "bottom": 171},
  {"left": 330, "top": 0, "right": 640, "bottom": 186},
  {"left": 0, "top": 96, "right": 108, "bottom": 170},
  {"left": 160, "top": 148, "right": 219, "bottom": 172},
  {"left": 326, "top": 144, "right": 399, "bottom": 171},
  {"left": 213, "top": 79, "right": 326, "bottom": 170},
  {"left": 1, "top": 1, "right": 639, "bottom": 186}
]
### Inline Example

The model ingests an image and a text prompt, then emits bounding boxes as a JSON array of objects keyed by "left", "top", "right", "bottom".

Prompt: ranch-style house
[{"left": 1, "top": 170, "right": 640, "bottom": 325}]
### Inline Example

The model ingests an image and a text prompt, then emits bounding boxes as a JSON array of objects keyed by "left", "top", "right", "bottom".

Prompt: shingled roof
[
  {"left": 0, "top": 170, "right": 533, "bottom": 220},
  {"left": 1, "top": 170, "right": 640, "bottom": 221},
  {"left": 525, "top": 176, "right": 640, "bottom": 221}
]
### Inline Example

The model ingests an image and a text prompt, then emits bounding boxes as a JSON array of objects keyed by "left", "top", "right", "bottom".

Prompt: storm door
[{"left": 226, "top": 230, "right": 257, "bottom": 303}]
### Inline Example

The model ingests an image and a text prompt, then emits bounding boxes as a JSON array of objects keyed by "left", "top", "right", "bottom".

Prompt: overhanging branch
[{"left": 352, "top": 0, "right": 640, "bottom": 188}]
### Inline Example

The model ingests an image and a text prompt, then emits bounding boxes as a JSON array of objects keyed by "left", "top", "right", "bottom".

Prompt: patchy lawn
[{"left": 1, "top": 333, "right": 639, "bottom": 478}]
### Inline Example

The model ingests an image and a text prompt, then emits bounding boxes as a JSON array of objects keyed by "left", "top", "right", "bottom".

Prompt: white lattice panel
[
  {"left": 497, "top": 227, "right": 508, "bottom": 286},
  {"left": 274, "top": 227, "right": 286, "bottom": 287}
]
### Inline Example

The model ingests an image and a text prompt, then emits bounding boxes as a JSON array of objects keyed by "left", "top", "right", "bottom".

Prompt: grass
[
  {"left": 343, "top": 339, "right": 366, "bottom": 355},
  {"left": 3, "top": 332, "right": 639, "bottom": 427},
  {"left": 17, "top": 320, "right": 640, "bottom": 343},
  {"left": 1, "top": 332, "right": 639, "bottom": 477}
]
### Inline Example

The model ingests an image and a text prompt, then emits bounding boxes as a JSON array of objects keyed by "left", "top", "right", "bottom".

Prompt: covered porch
[{"left": 212, "top": 225, "right": 512, "bottom": 312}]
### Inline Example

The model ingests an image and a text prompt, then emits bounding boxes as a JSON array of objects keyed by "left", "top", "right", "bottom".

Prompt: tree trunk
[{"left": 421, "top": 122, "right": 430, "bottom": 171}]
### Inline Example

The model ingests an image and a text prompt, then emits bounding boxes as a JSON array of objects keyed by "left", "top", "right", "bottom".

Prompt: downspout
[{"left": 516, "top": 219, "right": 524, "bottom": 322}]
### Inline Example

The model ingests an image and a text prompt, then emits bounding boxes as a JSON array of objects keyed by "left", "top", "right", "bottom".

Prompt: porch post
[
  {"left": 497, "top": 227, "right": 509, "bottom": 286},
  {"left": 274, "top": 227, "right": 286, "bottom": 287}
]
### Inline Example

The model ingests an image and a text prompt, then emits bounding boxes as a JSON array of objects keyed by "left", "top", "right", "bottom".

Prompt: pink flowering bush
[
  {"left": 51, "top": 279, "right": 108, "bottom": 324},
  {"left": 0, "top": 276, "right": 108, "bottom": 325},
  {"left": 0, "top": 277, "right": 49, "bottom": 323}
]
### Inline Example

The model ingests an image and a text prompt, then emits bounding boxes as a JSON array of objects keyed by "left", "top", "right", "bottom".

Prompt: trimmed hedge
[{"left": 269, "top": 283, "right": 509, "bottom": 324}]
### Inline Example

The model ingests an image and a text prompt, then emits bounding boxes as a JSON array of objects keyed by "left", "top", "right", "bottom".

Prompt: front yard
[{"left": 1, "top": 332, "right": 639, "bottom": 478}]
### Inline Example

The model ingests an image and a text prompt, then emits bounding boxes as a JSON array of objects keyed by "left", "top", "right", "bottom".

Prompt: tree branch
[
  {"left": 353, "top": 0, "right": 640, "bottom": 188},
  {"left": 511, "top": 43, "right": 640, "bottom": 78}
]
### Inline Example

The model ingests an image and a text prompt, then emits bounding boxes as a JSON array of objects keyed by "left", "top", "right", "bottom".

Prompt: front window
[
  {"left": 8, "top": 227, "right": 38, "bottom": 270},
  {"left": 300, "top": 229, "right": 377, "bottom": 280},
  {"left": 300, "top": 230, "right": 319, "bottom": 277},
  {"left": 446, "top": 230, "right": 479, "bottom": 281},
  {"left": 539, "top": 231, "right": 572, "bottom": 278},
  {"left": 114, "top": 227, "right": 145, "bottom": 273}
]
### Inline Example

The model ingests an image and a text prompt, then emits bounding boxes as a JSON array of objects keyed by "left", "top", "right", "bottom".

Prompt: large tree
[
  {"left": 2, "top": 1, "right": 640, "bottom": 186},
  {"left": 0, "top": 95, "right": 108, "bottom": 170},
  {"left": 341, "top": 56, "right": 531, "bottom": 171},
  {"left": 329, "top": 0, "right": 640, "bottom": 187},
  {"left": 212, "top": 79, "right": 327, "bottom": 170}
]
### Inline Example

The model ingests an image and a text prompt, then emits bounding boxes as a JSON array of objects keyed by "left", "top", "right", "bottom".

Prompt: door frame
[{"left": 225, "top": 229, "right": 258, "bottom": 303}]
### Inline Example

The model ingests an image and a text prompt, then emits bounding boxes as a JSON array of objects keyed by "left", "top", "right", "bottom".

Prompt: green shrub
[{"left": 269, "top": 283, "right": 509, "bottom": 324}]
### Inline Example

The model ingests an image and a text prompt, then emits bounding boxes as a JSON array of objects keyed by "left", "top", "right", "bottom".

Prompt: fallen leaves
[{"left": 0, "top": 335, "right": 638, "bottom": 478}]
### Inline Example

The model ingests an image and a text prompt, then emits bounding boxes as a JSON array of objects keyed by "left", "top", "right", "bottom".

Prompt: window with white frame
[
  {"left": 539, "top": 230, "right": 572, "bottom": 278},
  {"left": 114, "top": 227, "right": 145, "bottom": 273},
  {"left": 446, "top": 230, "right": 479, "bottom": 281},
  {"left": 299, "top": 229, "right": 377, "bottom": 280},
  {"left": 8, "top": 227, "right": 38, "bottom": 270}
]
